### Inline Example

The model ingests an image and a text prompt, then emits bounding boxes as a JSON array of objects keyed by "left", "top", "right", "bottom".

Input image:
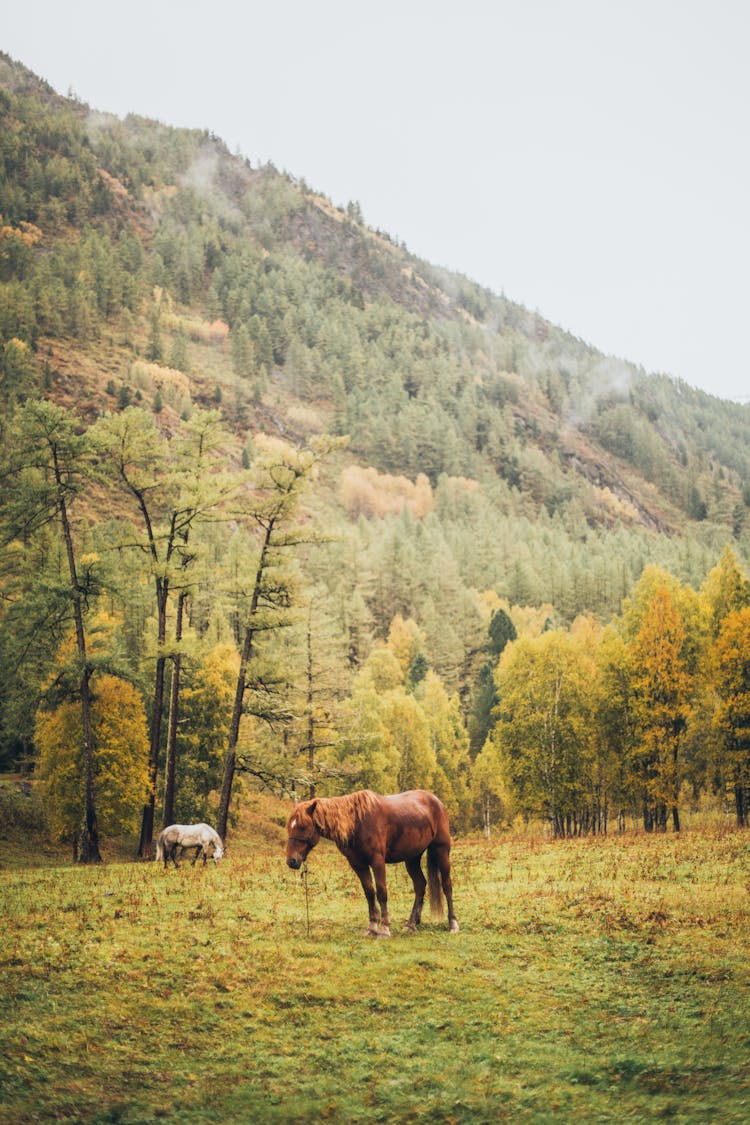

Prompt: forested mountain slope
[
  {"left": 2, "top": 53, "right": 750, "bottom": 838},
  {"left": 2, "top": 53, "right": 747, "bottom": 558}
]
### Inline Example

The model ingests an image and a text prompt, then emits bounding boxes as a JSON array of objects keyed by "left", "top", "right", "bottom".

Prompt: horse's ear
[{"left": 307, "top": 798, "right": 318, "bottom": 824}]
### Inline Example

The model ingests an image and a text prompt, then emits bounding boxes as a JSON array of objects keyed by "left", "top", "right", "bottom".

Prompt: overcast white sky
[{"left": 3, "top": 0, "right": 749, "bottom": 401}]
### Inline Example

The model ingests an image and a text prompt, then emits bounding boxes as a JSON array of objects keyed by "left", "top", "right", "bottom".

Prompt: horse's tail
[
  {"left": 427, "top": 846, "right": 445, "bottom": 919},
  {"left": 155, "top": 833, "right": 164, "bottom": 864}
]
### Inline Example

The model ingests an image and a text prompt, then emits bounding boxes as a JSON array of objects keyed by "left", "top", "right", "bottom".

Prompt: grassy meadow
[{"left": 1, "top": 798, "right": 749, "bottom": 1124}]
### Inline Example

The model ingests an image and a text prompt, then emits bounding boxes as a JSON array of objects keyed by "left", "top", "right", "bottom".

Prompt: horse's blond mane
[{"left": 309, "top": 790, "right": 379, "bottom": 847}]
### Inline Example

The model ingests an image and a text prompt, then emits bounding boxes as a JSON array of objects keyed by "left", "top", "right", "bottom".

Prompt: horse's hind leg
[
  {"left": 433, "top": 842, "right": 459, "bottom": 933},
  {"left": 169, "top": 843, "right": 179, "bottom": 868},
  {"left": 404, "top": 855, "right": 426, "bottom": 932}
]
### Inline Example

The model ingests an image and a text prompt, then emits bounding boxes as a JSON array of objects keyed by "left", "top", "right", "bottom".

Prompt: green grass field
[{"left": 1, "top": 802, "right": 749, "bottom": 1124}]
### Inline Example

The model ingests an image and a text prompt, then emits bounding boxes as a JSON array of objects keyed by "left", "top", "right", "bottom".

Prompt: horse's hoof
[
  {"left": 377, "top": 929, "right": 391, "bottom": 938},
  {"left": 449, "top": 919, "right": 460, "bottom": 933},
  {"left": 403, "top": 922, "right": 417, "bottom": 933},
  {"left": 366, "top": 928, "right": 379, "bottom": 938}
]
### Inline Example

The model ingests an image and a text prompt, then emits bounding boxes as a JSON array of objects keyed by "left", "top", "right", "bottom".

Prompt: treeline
[
  {"left": 479, "top": 551, "right": 750, "bottom": 836},
  {"left": 312, "top": 545, "right": 750, "bottom": 839},
  {"left": 1, "top": 400, "right": 749, "bottom": 860}
]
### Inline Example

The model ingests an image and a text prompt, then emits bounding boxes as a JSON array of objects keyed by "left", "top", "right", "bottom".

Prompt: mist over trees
[{"left": 2, "top": 53, "right": 750, "bottom": 854}]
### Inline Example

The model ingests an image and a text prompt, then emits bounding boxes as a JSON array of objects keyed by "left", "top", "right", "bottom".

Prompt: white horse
[{"left": 155, "top": 823, "right": 224, "bottom": 868}]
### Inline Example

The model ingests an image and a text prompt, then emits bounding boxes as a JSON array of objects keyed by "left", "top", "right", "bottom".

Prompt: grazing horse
[
  {"left": 155, "top": 823, "right": 224, "bottom": 868},
  {"left": 286, "top": 789, "right": 459, "bottom": 937}
]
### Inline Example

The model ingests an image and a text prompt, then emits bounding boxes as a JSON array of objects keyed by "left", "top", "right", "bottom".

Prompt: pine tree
[
  {"left": 216, "top": 436, "right": 344, "bottom": 839},
  {"left": 1, "top": 401, "right": 102, "bottom": 860}
]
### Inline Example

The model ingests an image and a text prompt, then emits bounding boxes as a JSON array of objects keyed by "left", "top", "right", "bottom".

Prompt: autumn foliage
[
  {"left": 35, "top": 674, "right": 150, "bottom": 852},
  {"left": 340, "top": 466, "right": 433, "bottom": 520}
]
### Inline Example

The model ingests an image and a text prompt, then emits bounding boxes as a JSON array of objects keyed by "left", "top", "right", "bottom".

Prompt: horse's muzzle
[{"left": 287, "top": 856, "right": 302, "bottom": 870}]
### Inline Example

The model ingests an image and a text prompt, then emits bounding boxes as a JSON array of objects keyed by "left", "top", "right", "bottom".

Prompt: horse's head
[
  {"left": 212, "top": 840, "right": 225, "bottom": 862},
  {"left": 286, "top": 801, "right": 321, "bottom": 869}
]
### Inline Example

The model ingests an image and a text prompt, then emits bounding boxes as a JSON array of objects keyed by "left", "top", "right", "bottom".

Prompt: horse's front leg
[
  {"left": 370, "top": 857, "right": 391, "bottom": 937},
  {"left": 404, "top": 855, "right": 426, "bottom": 932},
  {"left": 351, "top": 863, "right": 380, "bottom": 936}
]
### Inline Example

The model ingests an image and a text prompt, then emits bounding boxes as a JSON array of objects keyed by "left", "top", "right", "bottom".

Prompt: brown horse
[{"left": 285, "top": 789, "right": 459, "bottom": 937}]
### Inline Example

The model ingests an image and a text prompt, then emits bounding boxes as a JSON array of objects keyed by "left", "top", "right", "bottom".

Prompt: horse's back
[
  {"left": 162, "top": 822, "right": 216, "bottom": 846},
  {"left": 195, "top": 822, "right": 221, "bottom": 841},
  {"left": 377, "top": 790, "right": 451, "bottom": 860},
  {"left": 383, "top": 789, "right": 448, "bottom": 825}
]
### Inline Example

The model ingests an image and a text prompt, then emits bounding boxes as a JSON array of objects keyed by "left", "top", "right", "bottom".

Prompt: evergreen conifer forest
[{"left": 2, "top": 51, "right": 750, "bottom": 854}]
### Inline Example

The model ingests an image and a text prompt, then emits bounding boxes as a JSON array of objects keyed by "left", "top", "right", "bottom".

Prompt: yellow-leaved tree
[
  {"left": 35, "top": 674, "right": 150, "bottom": 857},
  {"left": 332, "top": 677, "right": 400, "bottom": 794},
  {"left": 619, "top": 566, "right": 706, "bottom": 832},
  {"left": 494, "top": 627, "right": 598, "bottom": 836},
  {"left": 628, "top": 587, "right": 691, "bottom": 832},
  {"left": 381, "top": 690, "right": 437, "bottom": 793},
  {"left": 470, "top": 736, "right": 514, "bottom": 837},
  {"left": 386, "top": 614, "right": 426, "bottom": 682}
]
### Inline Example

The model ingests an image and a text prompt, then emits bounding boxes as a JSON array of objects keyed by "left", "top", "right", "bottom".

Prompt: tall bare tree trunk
[
  {"left": 217, "top": 523, "right": 273, "bottom": 841},
  {"left": 54, "top": 449, "right": 101, "bottom": 864},
  {"left": 139, "top": 645, "right": 166, "bottom": 857},
  {"left": 138, "top": 581, "right": 168, "bottom": 858},
  {"left": 217, "top": 620, "right": 256, "bottom": 841},
  {"left": 162, "top": 591, "right": 187, "bottom": 828},
  {"left": 126, "top": 495, "right": 177, "bottom": 859}
]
